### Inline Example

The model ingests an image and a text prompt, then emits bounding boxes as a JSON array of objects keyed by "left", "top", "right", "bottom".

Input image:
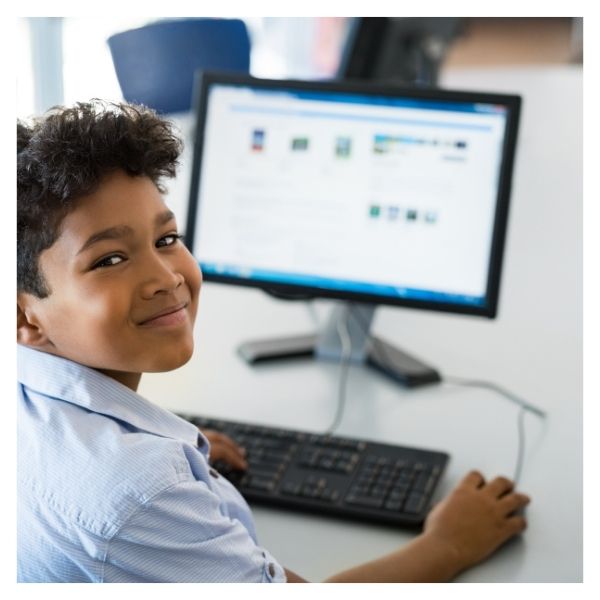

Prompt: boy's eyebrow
[
  {"left": 77, "top": 210, "right": 176, "bottom": 255},
  {"left": 156, "top": 209, "right": 176, "bottom": 227},
  {"left": 77, "top": 225, "right": 134, "bottom": 255}
]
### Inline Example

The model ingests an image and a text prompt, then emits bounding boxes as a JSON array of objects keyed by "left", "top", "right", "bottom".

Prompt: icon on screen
[
  {"left": 369, "top": 205, "right": 381, "bottom": 218},
  {"left": 251, "top": 129, "right": 265, "bottom": 152},
  {"left": 291, "top": 137, "right": 309, "bottom": 151},
  {"left": 373, "top": 134, "right": 390, "bottom": 154},
  {"left": 425, "top": 211, "right": 438, "bottom": 224},
  {"left": 387, "top": 206, "right": 400, "bottom": 220},
  {"left": 335, "top": 137, "right": 352, "bottom": 158}
]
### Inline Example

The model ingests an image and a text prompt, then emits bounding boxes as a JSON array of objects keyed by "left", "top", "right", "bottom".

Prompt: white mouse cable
[
  {"left": 343, "top": 308, "right": 548, "bottom": 485},
  {"left": 442, "top": 375, "right": 547, "bottom": 485},
  {"left": 324, "top": 307, "right": 353, "bottom": 435}
]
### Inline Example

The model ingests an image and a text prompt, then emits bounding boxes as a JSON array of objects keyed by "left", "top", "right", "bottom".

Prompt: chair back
[{"left": 108, "top": 18, "right": 251, "bottom": 113}]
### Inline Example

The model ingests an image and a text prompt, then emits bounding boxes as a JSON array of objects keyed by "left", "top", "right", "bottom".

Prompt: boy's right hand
[
  {"left": 202, "top": 429, "right": 248, "bottom": 471},
  {"left": 423, "top": 470, "right": 530, "bottom": 575}
]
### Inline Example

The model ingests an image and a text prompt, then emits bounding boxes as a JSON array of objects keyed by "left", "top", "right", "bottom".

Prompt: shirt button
[
  {"left": 209, "top": 468, "right": 219, "bottom": 479},
  {"left": 268, "top": 563, "right": 276, "bottom": 578}
]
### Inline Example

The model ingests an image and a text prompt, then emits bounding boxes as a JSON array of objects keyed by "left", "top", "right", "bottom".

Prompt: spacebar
[{"left": 344, "top": 495, "right": 384, "bottom": 509}]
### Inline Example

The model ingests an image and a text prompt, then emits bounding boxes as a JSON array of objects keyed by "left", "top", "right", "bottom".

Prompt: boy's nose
[{"left": 139, "top": 258, "right": 185, "bottom": 298}]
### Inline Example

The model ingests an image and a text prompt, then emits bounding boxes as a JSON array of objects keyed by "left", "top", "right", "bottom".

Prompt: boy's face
[{"left": 18, "top": 170, "right": 202, "bottom": 389}]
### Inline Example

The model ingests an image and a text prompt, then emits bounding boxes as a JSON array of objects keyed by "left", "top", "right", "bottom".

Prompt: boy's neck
[{"left": 97, "top": 369, "right": 142, "bottom": 392}]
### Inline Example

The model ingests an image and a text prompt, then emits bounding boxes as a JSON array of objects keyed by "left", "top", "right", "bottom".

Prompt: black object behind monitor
[
  {"left": 186, "top": 71, "right": 521, "bottom": 386},
  {"left": 337, "top": 17, "right": 464, "bottom": 86}
]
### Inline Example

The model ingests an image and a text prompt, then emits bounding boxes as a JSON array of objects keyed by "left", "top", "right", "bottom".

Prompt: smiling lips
[{"left": 138, "top": 303, "right": 188, "bottom": 327}]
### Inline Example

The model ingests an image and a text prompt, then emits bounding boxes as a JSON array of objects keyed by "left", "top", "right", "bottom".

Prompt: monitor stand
[{"left": 238, "top": 302, "right": 441, "bottom": 388}]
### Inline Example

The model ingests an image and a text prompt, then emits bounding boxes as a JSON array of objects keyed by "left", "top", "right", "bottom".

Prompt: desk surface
[{"left": 139, "top": 66, "right": 582, "bottom": 582}]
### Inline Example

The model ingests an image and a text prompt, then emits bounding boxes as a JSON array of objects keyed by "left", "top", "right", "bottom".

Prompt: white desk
[{"left": 139, "top": 66, "right": 583, "bottom": 582}]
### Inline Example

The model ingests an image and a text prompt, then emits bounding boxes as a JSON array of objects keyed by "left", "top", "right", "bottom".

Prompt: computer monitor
[{"left": 186, "top": 71, "right": 520, "bottom": 386}]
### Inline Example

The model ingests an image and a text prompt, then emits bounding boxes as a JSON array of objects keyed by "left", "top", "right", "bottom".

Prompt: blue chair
[{"left": 107, "top": 18, "right": 250, "bottom": 114}]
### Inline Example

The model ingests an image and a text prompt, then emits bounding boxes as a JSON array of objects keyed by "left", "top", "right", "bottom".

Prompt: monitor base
[
  {"left": 238, "top": 333, "right": 318, "bottom": 363},
  {"left": 366, "top": 336, "right": 442, "bottom": 387},
  {"left": 238, "top": 304, "right": 441, "bottom": 389}
]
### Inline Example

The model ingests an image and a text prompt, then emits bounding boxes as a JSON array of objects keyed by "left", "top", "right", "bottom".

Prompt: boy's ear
[{"left": 17, "top": 295, "right": 50, "bottom": 348}]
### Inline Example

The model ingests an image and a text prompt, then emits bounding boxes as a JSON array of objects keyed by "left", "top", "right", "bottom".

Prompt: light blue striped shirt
[{"left": 17, "top": 345, "right": 286, "bottom": 583}]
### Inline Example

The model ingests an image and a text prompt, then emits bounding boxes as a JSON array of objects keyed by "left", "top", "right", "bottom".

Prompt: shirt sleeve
[{"left": 103, "top": 480, "right": 287, "bottom": 583}]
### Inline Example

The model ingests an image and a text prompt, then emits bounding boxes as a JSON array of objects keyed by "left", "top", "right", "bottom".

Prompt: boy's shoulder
[
  {"left": 19, "top": 381, "right": 198, "bottom": 538},
  {"left": 17, "top": 348, "right": 203, "bottom": 539}
]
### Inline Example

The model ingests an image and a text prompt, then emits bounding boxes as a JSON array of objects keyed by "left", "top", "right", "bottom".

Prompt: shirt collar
[{"left": 17, "top": 345, "right": 202, "bottom": 448}]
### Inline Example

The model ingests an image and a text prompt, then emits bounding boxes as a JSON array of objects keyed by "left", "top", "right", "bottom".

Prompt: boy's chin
[{"left": 145, "top": 343, "right": 195, "bottom": 373}]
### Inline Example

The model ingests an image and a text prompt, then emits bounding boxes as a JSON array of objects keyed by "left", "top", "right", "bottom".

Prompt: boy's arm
[
  {"left": 285, "top": 535, "right": 458, "bottom": 583},
  {"left": 287, "top": 471, "right": 530, "bottom": 583},
  {"left": 323, "top": 532, "right": 462, "bottom": 583},
  {"left": 284, "top": 568, "right": 308, "bottom": 583}
]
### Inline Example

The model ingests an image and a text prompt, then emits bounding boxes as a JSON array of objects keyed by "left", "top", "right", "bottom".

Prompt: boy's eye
[
  {"left": 156, "top": 233, "right": 184, "bottom": 248},
  {"left": 92, "top": 255, "right": 125, "bottom": 269}
]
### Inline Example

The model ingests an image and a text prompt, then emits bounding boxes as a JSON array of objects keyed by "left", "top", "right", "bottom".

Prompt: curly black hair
[{"left": 17, "top": 100, "right": 183, "bottom": 297}]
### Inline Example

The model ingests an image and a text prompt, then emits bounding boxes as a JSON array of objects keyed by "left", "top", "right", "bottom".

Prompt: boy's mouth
[{"left": 138, "top": 302, "right": 188, "bottom": 327}]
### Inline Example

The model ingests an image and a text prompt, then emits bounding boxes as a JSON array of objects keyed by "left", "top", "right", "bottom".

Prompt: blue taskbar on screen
[
  {"left": 200, "top": 263, "right": 486, "bottom": 307},
  {"left": 231, "top": 86, "right": 508, "bottom": 116}
]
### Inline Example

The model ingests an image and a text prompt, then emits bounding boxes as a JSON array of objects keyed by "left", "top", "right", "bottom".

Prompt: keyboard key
[
  {"left": 404, "top": 492, "right": 427, "bottom": 514},
  {"left": 246, "top": 467, "right": 281, "bottom": 480},
  {"left": 281, "top": 482, "right": 302, "bottom": 496},
  {"left": 249, "top": 453, "right": 289, "bottom": 468},
  {"left": 246, "top": 476, "right": 277, "bottom": 493},
  {"left": 384, "top": 499, "right": 405, "bottom": 512},
  {"left": 388, "top": 492, "right": 408, "bottom": 502},
  {"left": 320, "top": 489, "right": 339, "bottom": 503},
  {"left": 396, "top": 469, "right": 413, "bottom": 483},
  {"left": 301, "top": 478, "right": 327, "bottom": 495},
  {"left": 413, "top": 472, "right": 431, "bottom": 492},
  {"left": 319, "top": 457, "right": 335, "bottom": 470},
  {"left": 345, "top": 494, "right": 384, "bottom": 509},
  {"left": 349, "top": 484, "right": 370, "bottom": 496},
  {"left": 335, "top": 460, "right": 356, "bottom": 474},
  {"left": 379, "top": 466, "right": 393, "bottom": 478},
  {"left": 371, "top": 485, "right": 389, "bottom": 497},
  {"left": 390, "top": 484, "right": 410, "bottom": 498}
]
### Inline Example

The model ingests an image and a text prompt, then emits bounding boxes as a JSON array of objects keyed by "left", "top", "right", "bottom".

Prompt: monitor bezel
[{"left": 186, "top": 70, "right": 521, "bottom": 318}]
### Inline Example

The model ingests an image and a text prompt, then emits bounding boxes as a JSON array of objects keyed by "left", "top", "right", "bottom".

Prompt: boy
[{"left": 17, "top": 101, "right": 530, "bottom": 583}]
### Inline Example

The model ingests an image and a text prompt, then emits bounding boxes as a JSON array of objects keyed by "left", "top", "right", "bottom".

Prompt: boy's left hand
[{"left": 201, "top": 429, "right": 248, "bottom": 471}]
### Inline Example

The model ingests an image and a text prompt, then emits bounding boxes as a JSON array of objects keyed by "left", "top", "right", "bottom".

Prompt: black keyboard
[{"left": 179, "top": 414, "right": 450, "bottom": 528}]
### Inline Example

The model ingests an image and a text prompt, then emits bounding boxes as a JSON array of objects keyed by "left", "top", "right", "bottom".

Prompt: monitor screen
[{"left": 186, "top": 72, "right": 520, "bottom": 318}]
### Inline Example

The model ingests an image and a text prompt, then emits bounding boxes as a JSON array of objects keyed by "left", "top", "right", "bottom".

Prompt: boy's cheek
[
  {"left": 188, "top": 259, "right": 203, "bottom": 297},
  {"left": 185, "top": 263, "right": 202, "bottom": 321}
]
